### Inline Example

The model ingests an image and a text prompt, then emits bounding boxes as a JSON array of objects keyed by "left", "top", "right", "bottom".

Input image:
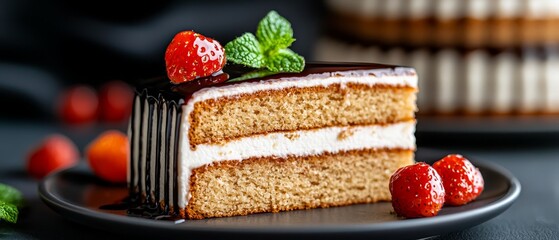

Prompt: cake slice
[{"left": 128, "top": 62, "right": 417, "bottom": 219}]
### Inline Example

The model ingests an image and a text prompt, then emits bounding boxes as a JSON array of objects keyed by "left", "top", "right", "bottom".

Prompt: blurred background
[
  {"left": 2, "top": 0, "right": 559, "bottom": 129},
  {"left": 3, "top": 2, "right": 559, "bottom": 238},
  {"left": 0, "top": 0, "right": 324, "bottom": 124}
]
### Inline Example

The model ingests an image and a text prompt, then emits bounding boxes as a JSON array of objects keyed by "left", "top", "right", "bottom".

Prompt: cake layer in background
[
  {"left": 317, "top": 0, "right": 559, "bottom": 115},
  {"left": 315, "top": 39, "right": 559, "bottom": 115},
  {"left": 325, "top": 0, "right": 559, "bottom": 48}
]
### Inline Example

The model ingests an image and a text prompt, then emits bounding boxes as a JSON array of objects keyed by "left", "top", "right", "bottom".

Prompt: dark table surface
[{"left": 1, "top": 119, "right": 558, "bottom": 240}]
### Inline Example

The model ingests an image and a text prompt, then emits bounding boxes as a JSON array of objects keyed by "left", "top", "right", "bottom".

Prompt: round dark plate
[{"left": 38, "top": 155, "right": 520, "bottom": 240}]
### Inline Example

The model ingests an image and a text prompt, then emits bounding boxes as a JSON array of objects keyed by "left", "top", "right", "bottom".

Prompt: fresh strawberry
[
  {"left": 58, "top": 85, "right": 99, "bottom": 125},
  {"left": 86, "top": 130, "right": 129, "bottom": 183},
  {"left": 432, "top": 154, "right": 484, "bottom": 206},
  {"left": 165, "top": 30, "right": 226, "bottom": 84},
  {"left": 99, "top": 80, "right": 134, "bottom": 123},
  {"left": 27, "top": 134, "right": 79, "bottom": 179},
  {"left": 389, "top": 162, "right": 446, "bottom": 218}
]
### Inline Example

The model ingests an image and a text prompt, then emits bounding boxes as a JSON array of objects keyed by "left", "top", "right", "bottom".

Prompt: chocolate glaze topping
[{"left": 136, "top": 62, "right": 406, "bottom": 102}]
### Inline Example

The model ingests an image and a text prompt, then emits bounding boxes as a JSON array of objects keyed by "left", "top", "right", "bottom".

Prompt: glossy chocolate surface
[{"left": 135, "top": 62, "right": 404, "bottom": 102}]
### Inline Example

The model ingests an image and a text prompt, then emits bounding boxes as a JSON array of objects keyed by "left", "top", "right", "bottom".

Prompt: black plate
[{"left": 39, "top": 154, "right": 520, "bottom": 240}]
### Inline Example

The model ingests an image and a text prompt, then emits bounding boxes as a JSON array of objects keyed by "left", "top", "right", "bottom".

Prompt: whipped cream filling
[
  {"left": 177, "top": 121, "right": 416, "bottom": 208},
  {"left": 435, "top": 0, "right": 462, "bottom": 20},
  {"left": 466, "top": 0, "right": 491, "bottom": 19},
  {"left": 544, "top": 53, "right": 559, "bottom": 111},
  {"left": 409, "top": 0, "right": 431, "bottom": 19},
  {"left": 435, "top": 50, "right": 459, "bottom": 113},
  {"left": 464, "top": 50, "right": 489, "bottom": 113}
]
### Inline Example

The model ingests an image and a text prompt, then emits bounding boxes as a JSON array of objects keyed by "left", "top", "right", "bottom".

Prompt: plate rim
[{"left": 38, "top": 160, "right": 521, "bottom": 237}]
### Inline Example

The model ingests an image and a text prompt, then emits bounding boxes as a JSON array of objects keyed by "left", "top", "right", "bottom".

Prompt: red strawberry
[
  {"left": 432, "top": 154, "right": 484, "bottom": 206},
  {"left": 86, "top": 130, "right": 129, "bottom": 183},
  {"left": 27, "top": 134, "right": 79, "bottom": 179},
  {"left": 58, "top": 85, "right": 99, "bottom": 125},
  {"left": 99, "top": 80, "right": 134, "bottom": 123},
  {"left": 389, "top": 162, "right": 446, "bottom": 218},
  {"left": 165, "top": 30, "right": 226, "bottom": 84}
]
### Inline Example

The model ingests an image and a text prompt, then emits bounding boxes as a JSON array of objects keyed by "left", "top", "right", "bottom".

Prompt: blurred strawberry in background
[
  {"left": 57, "top": 80, "right": 133, "bottom": 126},
  {"left": 26, "top": 134, "right": 79, "bottom": 179},
  {"left": 99, "top": 80, "right": 134, "bottom": 123},
  {"left": 86, "top": 130, "right": 129, "bottom": 183},
  {"left": 58, "top": 85, "right": 99, "bottom": 125}
]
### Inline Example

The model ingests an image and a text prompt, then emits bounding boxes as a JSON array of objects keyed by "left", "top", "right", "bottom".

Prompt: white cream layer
[{"left": 176, "top": 121, "right": 416, "bottom": 208}]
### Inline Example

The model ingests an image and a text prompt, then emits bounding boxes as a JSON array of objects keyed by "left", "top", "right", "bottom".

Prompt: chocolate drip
[
  {"left": 128, "top": 96, "right": 138, "bottom": 202},
  {"left": 172, "top": 100, "right": 183, "bottom": 215},
  {"left": 154, "top": 95, "right": 163, "bottom": 206},
  {"left": 129, "top": 85, "right": 185, "bottom": 218},
  {"left": 138, "top": 90, "right": 147, "bottom": 200},
  {"left": 145, "top": 96, "right": 155, "bottom": 205},
  {"left": 160, "top": 100, "right": 170, "bottom": 213}
]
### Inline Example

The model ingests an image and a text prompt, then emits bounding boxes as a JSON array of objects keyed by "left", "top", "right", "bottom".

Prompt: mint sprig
[
  {"left": 0, "top": 183, "right": 24, "bottom": 224},
  {"left": 225, "top": 10, "right": 305, "bottom": 80}
]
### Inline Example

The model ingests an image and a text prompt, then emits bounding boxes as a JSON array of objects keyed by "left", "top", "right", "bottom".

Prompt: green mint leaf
[
  {"left": 224, "top": 33, "right": 266, "bottom": 69},
  {"left": 228, "top": 69, "right": 276, "bottom": 82},
  {"left": 0, "top": 183, "right": 23, "bottom": 207},
  {"left": 266, "top": 49, "right": 305, "bottom": 73},
  {"left": 256, "top": 10, "right": 294, "bottom": 51},
  {"left": 224, "top": 10, "right": 305, "bottom": 82},
  {"left": 0, "top": 201, "right": 18, "bottom": 224}
]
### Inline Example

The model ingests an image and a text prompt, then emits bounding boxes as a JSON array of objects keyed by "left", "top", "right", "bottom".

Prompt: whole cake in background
[
  {"left": 315, "top": 0, "right": 559, "bottom": 115},
  {"left": 128, "top": 11, "right": 418, "bottom": 220}
]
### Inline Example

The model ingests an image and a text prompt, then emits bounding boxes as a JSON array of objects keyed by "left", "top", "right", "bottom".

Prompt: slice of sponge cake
[{"left": 128, "top": 63, "right": 417, "bottom": 219}]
